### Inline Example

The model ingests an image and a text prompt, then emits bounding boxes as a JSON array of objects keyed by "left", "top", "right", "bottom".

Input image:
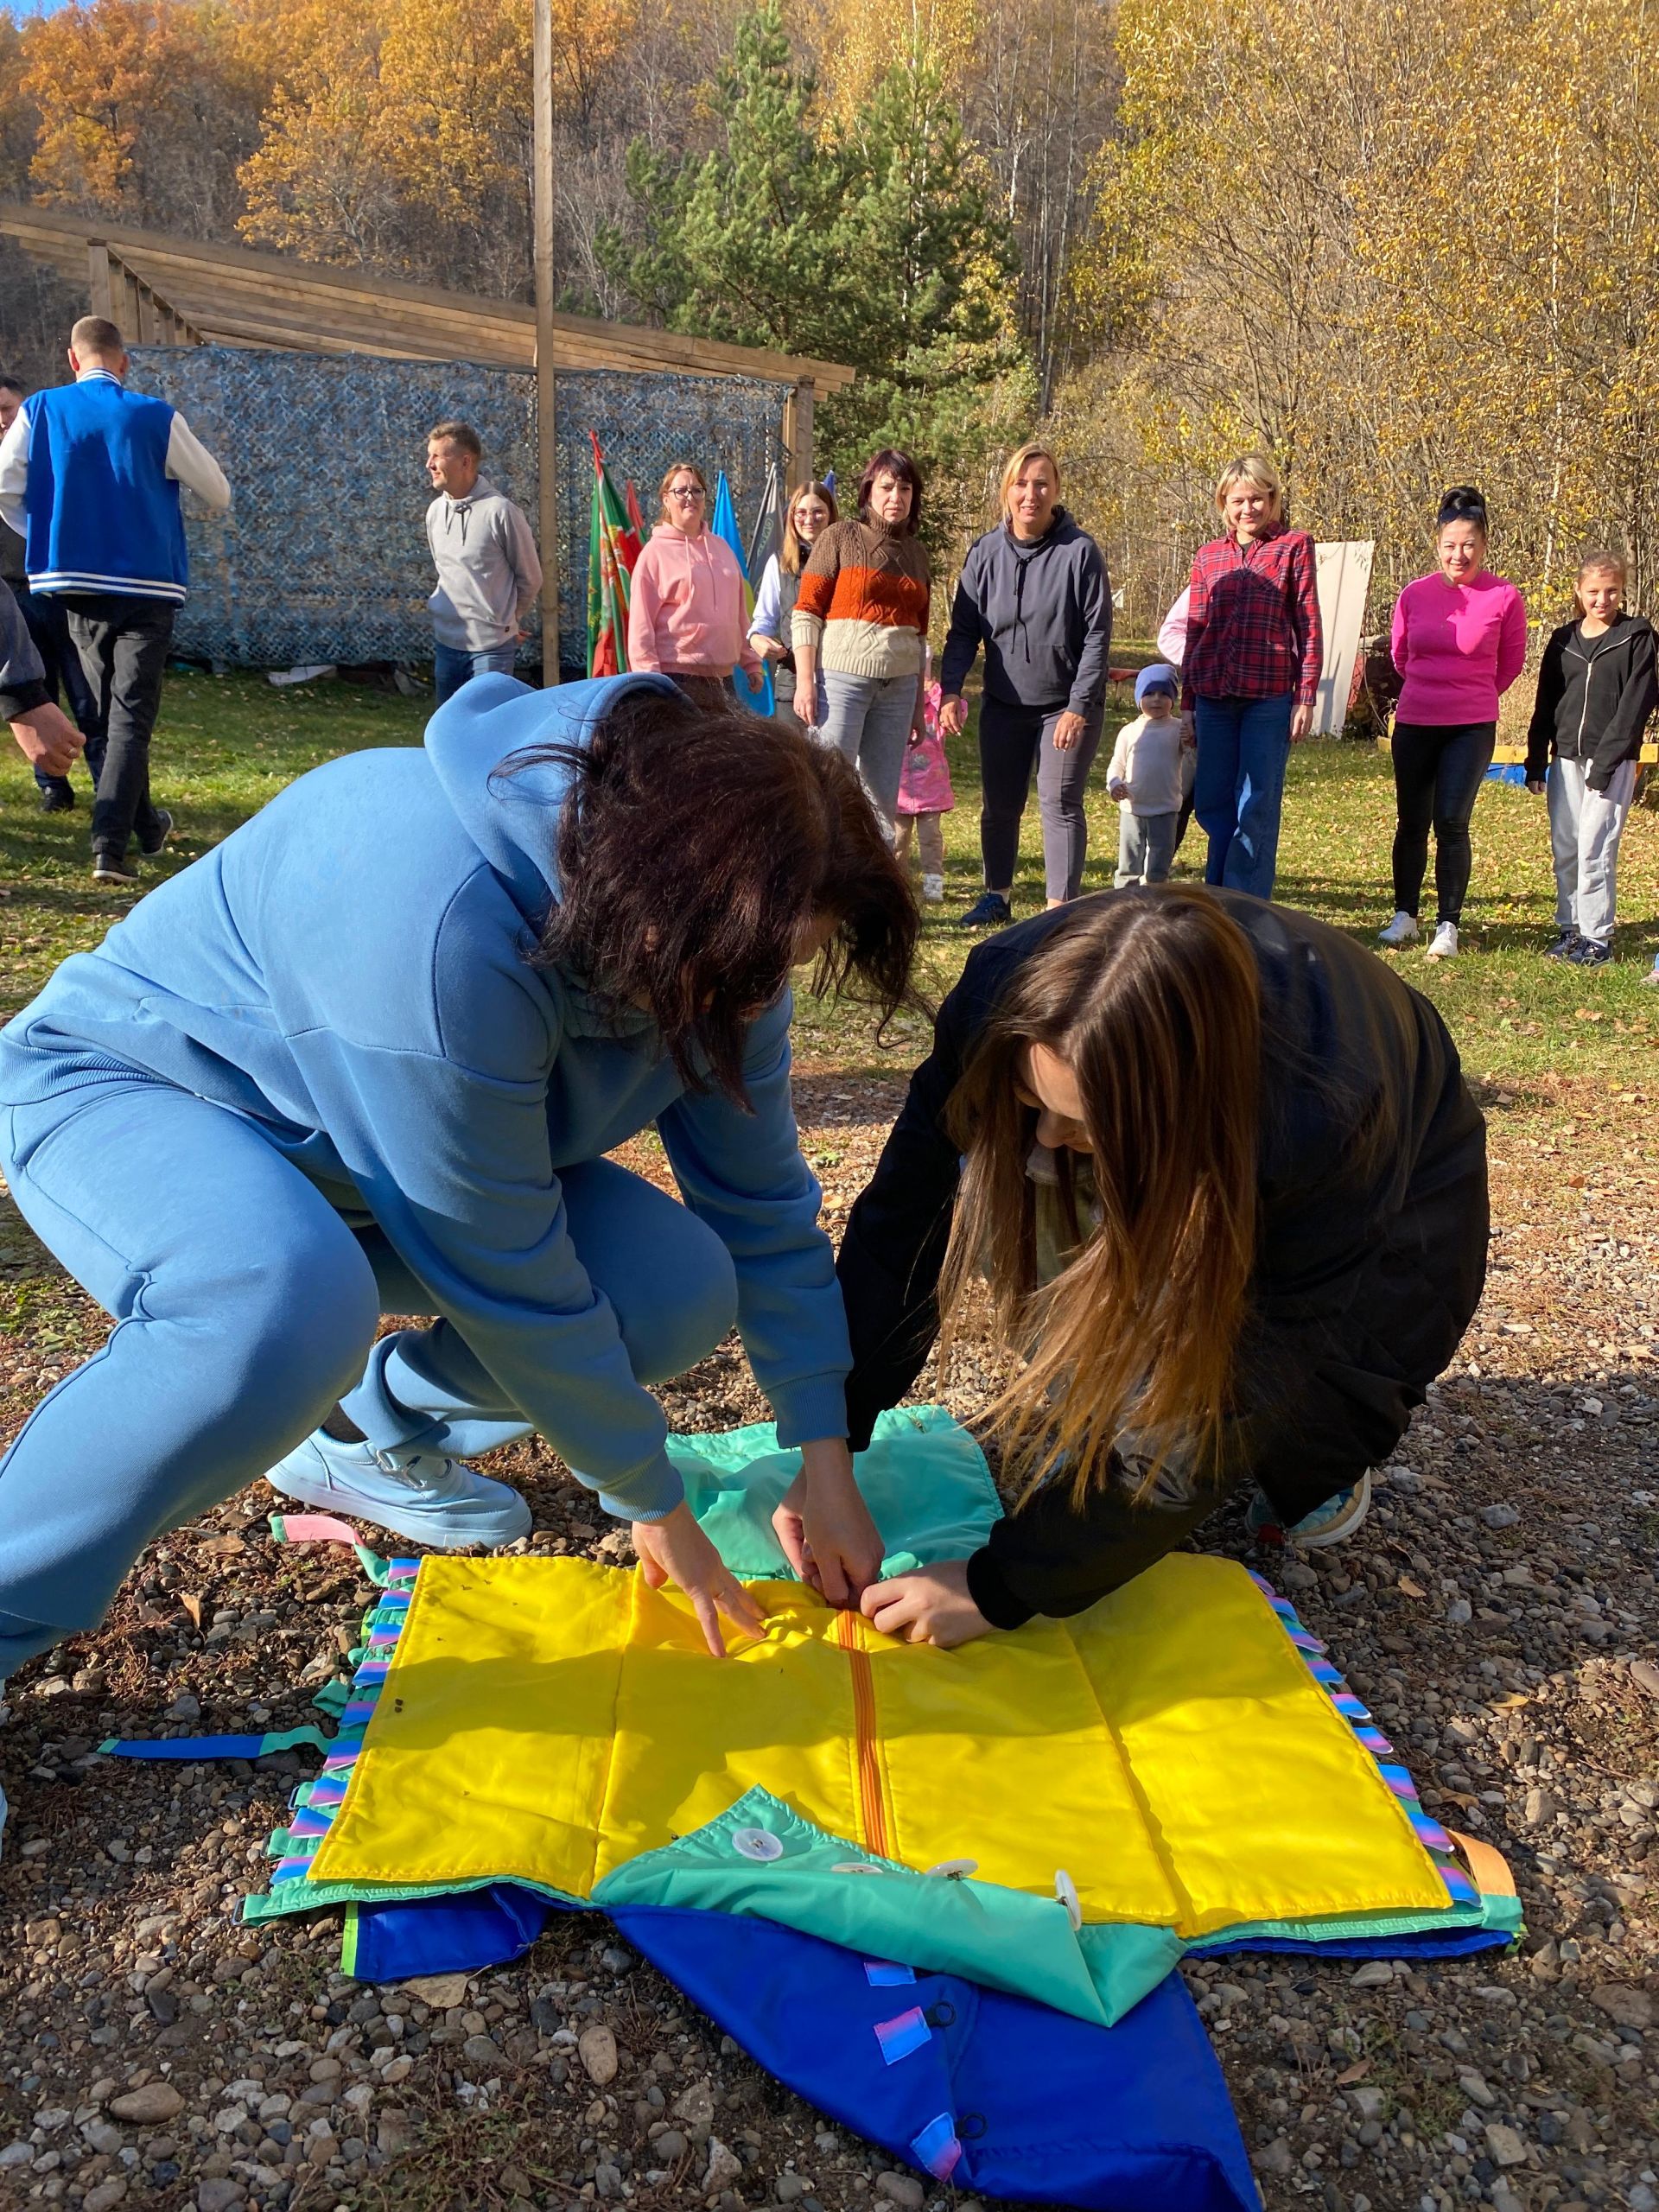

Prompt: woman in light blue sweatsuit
[{"left": 0, "top": 674, "right": 913, "bottom": 1705}]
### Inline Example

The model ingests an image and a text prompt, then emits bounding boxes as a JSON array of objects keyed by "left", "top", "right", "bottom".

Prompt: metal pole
[{"left": 532, "top": 0, "right": 561, "bottom": 684}]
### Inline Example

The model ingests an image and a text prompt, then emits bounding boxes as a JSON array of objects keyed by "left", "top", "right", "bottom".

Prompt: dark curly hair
[{"left": 518, "top": 683, "right": 920, "bottom": 1102}]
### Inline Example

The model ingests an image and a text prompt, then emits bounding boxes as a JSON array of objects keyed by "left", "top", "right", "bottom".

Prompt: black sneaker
[
  {"left": 1543, "top": 926, "right": 1579, "bottom": 959},
  {"left": 957, "top": 891, "right": 1012, "bottom": 931},
  {"left": 137, "top": 808, "right": 173, "bottom": 858},
  {"left": 1569, "top": 937, "right": 1612, "bottom": 967},
  {"left": 92, "top": 847, "right": 137, "bottom": 885},
  {"left": 37, "top": 785, "right": 74, "bottom": 814}
]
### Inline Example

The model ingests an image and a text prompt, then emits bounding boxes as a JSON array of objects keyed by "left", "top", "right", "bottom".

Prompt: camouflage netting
[{"left": 127, "top": 346, "right": 786, "bottom": 674}]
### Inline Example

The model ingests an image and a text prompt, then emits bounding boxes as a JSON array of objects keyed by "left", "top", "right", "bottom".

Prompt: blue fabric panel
[
  {"left": 345, "top": 1892, "right": 1255, "bottom": 2210},
  {"left": 1196, "top": 1928, "right": 1511, "bottom": 1961}
]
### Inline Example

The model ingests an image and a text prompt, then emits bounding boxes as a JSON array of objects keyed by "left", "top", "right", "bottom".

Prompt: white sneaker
[
  {"left": 266, "top": 1429, "right": 531, "bottom": 1548},
  {"left": 1426, "top": 921, "right": 1459, "bottom": 960},
  {"left": 1376, "top": 911, "right": 1419, "bottom": 948},
  {"left": 921, "top": 873, "right": 944, "bottom": 905}
]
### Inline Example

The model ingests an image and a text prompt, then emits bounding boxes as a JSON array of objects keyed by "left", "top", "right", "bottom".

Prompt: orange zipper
[{"left": 835, "top": 1608, "right": 891, "bottom": 1859}]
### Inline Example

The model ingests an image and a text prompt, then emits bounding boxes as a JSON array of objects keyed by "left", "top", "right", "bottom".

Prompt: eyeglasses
[{"left": 669, "top": 486, "right": 705, "bottom": 503}]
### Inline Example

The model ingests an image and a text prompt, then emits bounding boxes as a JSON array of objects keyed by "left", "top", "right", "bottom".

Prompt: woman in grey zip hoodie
[
  {"left": 1524, "top": 550, "right": 1657, "bottom": 964},
  {"left": 939, "top": 442, "right": 1112, "bottom": 925}
]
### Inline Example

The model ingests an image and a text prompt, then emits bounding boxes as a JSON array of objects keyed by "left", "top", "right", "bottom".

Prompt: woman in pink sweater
[
  {"left": 1380, "top": 486, "right": 1527, "bottom": 960},
  {"left": 626, "top": 460, "right": 761, "bottom": 709}
]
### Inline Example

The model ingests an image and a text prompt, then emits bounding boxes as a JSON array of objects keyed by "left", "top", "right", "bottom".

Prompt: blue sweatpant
[
  {"left": 0, "top": 1069, "right": 736, "bottom": 1676},
  {"left": 1192, "top": 692, "right": 1294, "bottom": 899}
]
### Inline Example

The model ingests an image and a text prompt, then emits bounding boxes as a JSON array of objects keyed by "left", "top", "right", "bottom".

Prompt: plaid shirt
[{"left": 1182, "top": 525, "right": 1323, "bottom": 708}]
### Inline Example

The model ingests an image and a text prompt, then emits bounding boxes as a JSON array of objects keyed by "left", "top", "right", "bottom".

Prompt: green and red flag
[{"left": 587, "top": 433, "right": 642, "bottom": 677}]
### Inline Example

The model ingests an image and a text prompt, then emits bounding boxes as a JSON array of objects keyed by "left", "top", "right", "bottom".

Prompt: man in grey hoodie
[{"left": 424, "top": 421, "right": 543, "bottom": 703}]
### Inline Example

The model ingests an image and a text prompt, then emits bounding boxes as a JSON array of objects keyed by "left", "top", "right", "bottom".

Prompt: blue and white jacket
[{"left": 0, "top": 368, "right": 231, "bottom": 603}]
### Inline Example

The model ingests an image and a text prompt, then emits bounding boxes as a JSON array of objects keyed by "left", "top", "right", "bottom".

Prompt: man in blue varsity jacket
[{"left": 0, "top": 315, "right": 231, "bottom": 884}]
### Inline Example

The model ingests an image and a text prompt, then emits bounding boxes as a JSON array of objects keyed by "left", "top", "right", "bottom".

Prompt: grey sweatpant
[
  {"left": 978, "top": 696, "right": 1104, "bottom": 901},
  {"left": 1548, "top": 756, "right": 1637, "bottom": 944},
  {"left": 1115, "top": 809, "right": 1179, "bottom": 887}
]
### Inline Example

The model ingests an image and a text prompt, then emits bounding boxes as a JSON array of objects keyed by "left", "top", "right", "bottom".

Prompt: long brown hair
[
  {"left": 527, "top": 684, "right": 918, "bottom": 1101},
  {"left": 938, "top": 890, "right": 1262, "bottom": 1503}
]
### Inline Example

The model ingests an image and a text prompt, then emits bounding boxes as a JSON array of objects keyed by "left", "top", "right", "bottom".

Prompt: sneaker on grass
[
  {"left": 1245, "top": 1469, "right": 1372, "bottom": 1550},
  {"left": 1376, "top": 911, "right": 1420, "bottom": 948},
  {"left": 1543, "top": 926, "right": 1580, "bottom": 960},
  {"left": 957, "top": 891, "right": 1012, "bottom": 931},
  {"left": 1569, "top": 937, "right": 1612, "bottom": 967},
  {"left": 1425, "top": 921, "right": 1459, "bottom": 960},
  {"left": 266, "top": 1429, "right": 531, "bottom": 1549}
]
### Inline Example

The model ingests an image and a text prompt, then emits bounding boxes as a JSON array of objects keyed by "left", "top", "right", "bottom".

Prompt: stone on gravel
[
  {"left": 402, "top": 1972, "right": 469, "bottom": 2005},
  {"left": 1255, "top": 2138, "right": 1294, "bottom": 2176},
  {"left": 82, "top": 2183, "right": 128, "bottom": 2212},
  {"left": 107, "top": 2082, "right": 184, "bottom": 2125},
  {"left": 652, "top": 2129, "right": 687, "bottom": 2162},
  {"left": 1630, "top": 1659, "right": 1659, "bottom": 1699},
  {"left": 577, "top": 2022, "right": 618, "bottom": 2085},
  {"left": 1484, "top": 2122, "right": 1528, "bottom": 2167},
  {"left": 1523, "top": 1787, "right": 1558, "bottom": 1827},
  {"left": 1350, "top": 1961, "right": 1394, "bottom": 1987},
  {"left": 1590, "top": 1982, "right": 1656, "bottom": 2030},
  {"left": 702, "top": 2138, "right": 743, "bottom": 2193},
  {"left": 873, "top": 2173, "right": 925, "bottom": 2209},
  {"left": 1479, "top": 1503, "right": 1521, "bottom": 1529}
]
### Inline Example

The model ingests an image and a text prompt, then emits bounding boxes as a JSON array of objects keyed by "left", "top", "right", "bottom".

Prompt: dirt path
[{"left": 0, "top": 1075, "right": 1656, "bottom": 2212}]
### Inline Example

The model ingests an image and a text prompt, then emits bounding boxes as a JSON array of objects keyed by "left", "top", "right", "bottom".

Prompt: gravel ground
[{"left": 0, "top": 1070, "right": 1656, "bottom": 2212}]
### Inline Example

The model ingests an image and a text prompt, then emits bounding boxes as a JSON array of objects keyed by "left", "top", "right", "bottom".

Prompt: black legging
[{"left": 1390, "top": 720, "right": 1496, "bottom": 925}]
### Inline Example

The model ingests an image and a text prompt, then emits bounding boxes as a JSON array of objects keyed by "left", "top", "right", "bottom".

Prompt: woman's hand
[
  {"left": 772, "top": 1438, "right": 884, "bottom": 1605},
  {"left": 938, "top": 693, "right": 969, "bottom": 738},
  {"left": 1526, "top": 777, "right": 1547, "bottom": 796},
  {"left": 860, "top": 1559, "right": 991, "bottom": 1648},
  {"left": 1052, "top": 710, "right": 1087, "bottom": 752},
  {"left": 751, "top": 633, "right": 787, "bottom": 664},
  {"left": 632, "top": 1502, "right": 767, "bottom": 1657},
  {"left": 1289, "top": 702, "right": 1314, "bottom": 743},
  {"left": 10, "top": 701, "right": 82, "bottom": 778}
]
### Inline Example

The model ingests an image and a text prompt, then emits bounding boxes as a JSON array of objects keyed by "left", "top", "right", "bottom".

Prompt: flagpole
[{"left": 532, "top": 0, "right": 561, "bottom": 685}]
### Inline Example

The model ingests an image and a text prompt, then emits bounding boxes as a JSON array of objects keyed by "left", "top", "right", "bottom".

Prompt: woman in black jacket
[
  {"left": 1524, "top": 550, "right": 1656, "bottom": 967},
  {"left": 838, "top": 888, "right": 1489, "bottom": 1645}
]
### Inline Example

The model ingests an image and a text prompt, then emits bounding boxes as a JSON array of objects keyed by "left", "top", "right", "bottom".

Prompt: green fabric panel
[
  {"left": 671, "top": 1404, "right": 1004, "bottom": 1581},
  {"left": 311, "top": 1678, "right": 352, "bottom": 1719},
  {"left": 1188, "top": 1889, "right": 1522, "bottom": 1950},
  {"left": 590, "top": 1787, "right": 1181, "bottom": 2029},
  {"left": 243, "top": 1872, "right": 587, "bottom": 1924}
]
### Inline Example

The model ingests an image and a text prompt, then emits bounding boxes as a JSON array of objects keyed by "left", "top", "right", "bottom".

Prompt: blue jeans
[
  {"left": 1192, "top": 693, "right": 1294, "bottom": 899},
  {"left": 0, "top": 1070, "right": 735, "bottom": 1674},
  {"left": 818, "top": 670, "right": 918, "bottom": 834},
  {"left": 433, "top": 641, "right": 518, "bottom": 704}
]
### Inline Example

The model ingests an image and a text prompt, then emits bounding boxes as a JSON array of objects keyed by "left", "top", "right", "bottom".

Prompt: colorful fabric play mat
[{"left": 100, "top": 1407, "right": 1521, "bottom": 2209}]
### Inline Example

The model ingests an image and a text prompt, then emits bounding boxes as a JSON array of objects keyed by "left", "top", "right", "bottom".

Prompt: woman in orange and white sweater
[{"left": 792, "top": 448, "right": 931, "bottom": 835}]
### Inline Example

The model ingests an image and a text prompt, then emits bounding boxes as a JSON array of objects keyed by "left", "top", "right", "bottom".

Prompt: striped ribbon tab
[
  {"left": 910, "top": 2113, "right": 963, "bottom": 2182},
  {"left": 874, "top": 2007, "right": 931, "bottom": 2065}
]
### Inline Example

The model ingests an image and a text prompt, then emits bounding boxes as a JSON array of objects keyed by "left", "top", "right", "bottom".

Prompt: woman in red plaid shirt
[{"left": 1183, "top": 456, "right": 1323, "bottom": 899}]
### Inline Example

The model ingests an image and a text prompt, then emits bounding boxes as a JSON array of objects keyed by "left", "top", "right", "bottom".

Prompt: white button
[
  {"left": 1055, "top": 1869, "right": 1082, "bottom": 1930},
  {"left": 925, "top": 1859, "right": 978, "bottom": 1880},
  {"left": 832, "top": 1861, "right": 888, "bottom": 1876},
  {"left": 731, "top": 1827, "right": 784, "bottom": 1862}
]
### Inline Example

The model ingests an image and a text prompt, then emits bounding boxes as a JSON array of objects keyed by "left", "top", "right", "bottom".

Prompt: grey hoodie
[
  {"left": 0, "top": 577, "right": 48, "bottom": 721},
  {"left": 425, "top": 475, "right": 543, "bottom": 652},
  {"left": 939, "top": 508, "right": 1112, "bottom": 715}
]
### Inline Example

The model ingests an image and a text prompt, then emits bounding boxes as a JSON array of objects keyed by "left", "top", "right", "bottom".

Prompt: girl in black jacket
[
  {"left": 1525, "top": 550, "right": 1656, "bottom": 966},
  {"left": 837, "top": 888, "right": 1488, "bottom": 1645}
]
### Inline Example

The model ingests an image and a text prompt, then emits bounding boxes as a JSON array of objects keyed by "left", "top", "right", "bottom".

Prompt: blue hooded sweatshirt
[{"left": 0, "top": 673, "right": 851, "bottom": 1518}]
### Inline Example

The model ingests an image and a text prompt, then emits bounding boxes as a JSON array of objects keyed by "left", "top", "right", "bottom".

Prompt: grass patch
[{"left": 2, "top": 668, "right": 1656, "bottom": 1090}]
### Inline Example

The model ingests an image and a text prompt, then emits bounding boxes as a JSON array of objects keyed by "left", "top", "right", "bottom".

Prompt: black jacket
[
  {"left": 838, "top": 892, "right": 1489, "bottom": 1629},
  {"left": 938, "top": 510, "right": 1112, "bottom": 717},
  {"left": 1524, "top": 613, "right": 1657, "bottom": 789},
  {"left": 0, "top": 577, "right": 48, "bottom": 722}
]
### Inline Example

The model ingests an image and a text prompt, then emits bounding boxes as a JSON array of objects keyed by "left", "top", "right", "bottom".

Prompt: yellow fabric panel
[
  {"left": 596, "top": 1580, "right": 860, "bottom": 1883},
  {"left": 865, "top": 1609, "right": 1184, "bottom": 1923},
  {"left": 310, "top": 1552, "right": 1450, "bottom": 1938},
  {"left": 309, "top": 1557, "right": 632, "bottom": 1893},
  {"left": 1071, "top": 1557, "right": 1448, "bottom": 1935}
]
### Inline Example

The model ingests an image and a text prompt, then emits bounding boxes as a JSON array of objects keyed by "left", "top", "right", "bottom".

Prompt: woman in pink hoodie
[
  {"left": 1381, "top": 486, "right": 1527, "bottom": 961},
  {"left": 626, "top": 461, "right": 761, "bottom": 709}
]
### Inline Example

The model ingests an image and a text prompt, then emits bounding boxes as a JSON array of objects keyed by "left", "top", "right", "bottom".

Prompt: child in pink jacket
[
  {"left": 895, "top": 677, "right": 954, "bottom": 903},
  {"left": 626, "top": 460, "right": 761, "bottom": 708}
]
